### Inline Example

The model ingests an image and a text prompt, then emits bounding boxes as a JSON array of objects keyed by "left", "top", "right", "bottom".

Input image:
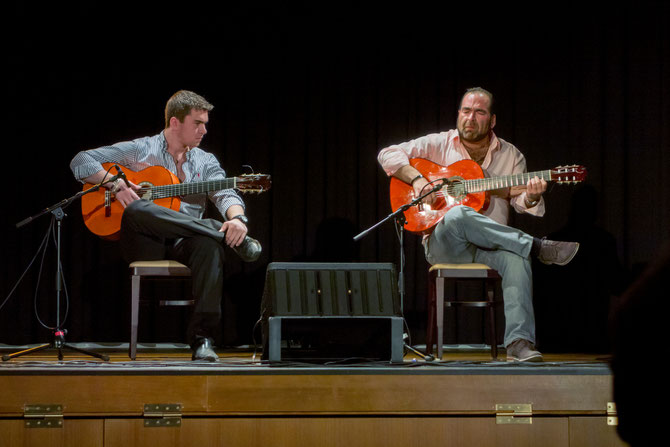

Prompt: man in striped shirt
[
  {"left": 71, "top": 90, "right": 261, "bottom": 361},
  {"left": 378, "top": 87, "right": 579, "bottom": 362}
]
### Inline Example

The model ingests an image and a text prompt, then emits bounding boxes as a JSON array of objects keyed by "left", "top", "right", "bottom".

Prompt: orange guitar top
[{"left": 390, "top": 159, "right": 487, "bottom": 235}]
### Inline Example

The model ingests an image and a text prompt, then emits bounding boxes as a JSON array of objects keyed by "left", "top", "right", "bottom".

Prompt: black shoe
[
  {"left": 537, "top": 238, "right": 579, "bottom": 266},
  {"left": 191, "top": 338, "right": 219, "bottom": 362},
  {"left": 233, "top": 236, "right": 262, "bottom": 262}
]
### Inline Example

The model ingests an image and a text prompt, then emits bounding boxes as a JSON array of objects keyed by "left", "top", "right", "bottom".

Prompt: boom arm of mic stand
[
  {"left": 353, "top": 181, "right": 444, "bottom": 241},
  {"left": 15, "top": 176, "right": 117, "bottom": 229}
]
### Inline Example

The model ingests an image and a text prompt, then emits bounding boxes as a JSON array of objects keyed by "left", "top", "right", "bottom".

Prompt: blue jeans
[{"left": 425, "top": 206, "right": 536, "bottom": 347}]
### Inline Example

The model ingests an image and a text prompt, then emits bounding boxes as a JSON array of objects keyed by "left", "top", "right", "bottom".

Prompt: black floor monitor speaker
[{"left": 260, "top": 262, "right": 404, "bottom": 363}]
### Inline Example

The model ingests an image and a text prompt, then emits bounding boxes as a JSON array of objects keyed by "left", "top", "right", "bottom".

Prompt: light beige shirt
[{"left": 377, "top": 129, "right": 545, "bottom": 226}]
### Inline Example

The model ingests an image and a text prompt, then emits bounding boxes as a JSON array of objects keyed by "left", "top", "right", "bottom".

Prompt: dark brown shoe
[
  {"left": 506, "top": 339, "right": 543, "bottom": 362},
  {"left": 537, "top": 239, "right": 579, "bottom": 266},
  {"left": 191, "top": 338, "right": 219, "bottom": 362}
]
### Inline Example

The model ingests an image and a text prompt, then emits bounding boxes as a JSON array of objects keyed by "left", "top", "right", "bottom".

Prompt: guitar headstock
[
  {"left": 550, "top": 165, "right": 587, "bottom": 184},
  {"left": 236, "top": 174, "right": 272, "bottom": 193}
]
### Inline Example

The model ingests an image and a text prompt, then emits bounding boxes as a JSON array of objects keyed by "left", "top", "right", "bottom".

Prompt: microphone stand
[
  {"left": 2, "top": 178, "right": 122, "bottom": 362},
  {"left": 354, "top": 181, "right": 447, "bottom": 362}
]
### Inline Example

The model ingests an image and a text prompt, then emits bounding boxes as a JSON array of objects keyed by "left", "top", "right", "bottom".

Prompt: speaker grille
[{"left": 262, "top": 263, "right": 400, "bottom": 317}]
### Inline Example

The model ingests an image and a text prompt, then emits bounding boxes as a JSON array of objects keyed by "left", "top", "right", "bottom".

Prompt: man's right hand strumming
[
  {"left": 394, "top": 165, "right": 437, "bottom": 206},
  {"left": 111, "top": 179, "right": 141, "bottom": 208}
]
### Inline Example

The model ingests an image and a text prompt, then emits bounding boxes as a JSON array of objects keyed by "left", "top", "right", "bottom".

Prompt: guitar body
[
  {"left": 389, "top": 158, "right": 586, "bottom": 235},
  {"left": 81, "top": 163, "right": 182, "bottom": 240},
  {"left": 390, "top": 159, "right": 487, "bottom": 235}
]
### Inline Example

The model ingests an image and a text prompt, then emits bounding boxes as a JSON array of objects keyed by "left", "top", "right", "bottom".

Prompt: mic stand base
[
  {"left": 7, "top": 185, "right": 113, "bottom": 363},
  {"left": 404, "top": 343, "right": 435, "bottom": 361},
  {"left": 2, "top": 329, "right": 110, "bottom": 362},
  {"left": 402, "top": 333, "right": 434, "bottom": 361}
]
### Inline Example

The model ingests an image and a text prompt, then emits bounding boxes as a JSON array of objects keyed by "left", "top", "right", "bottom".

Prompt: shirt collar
[
  {"left": 159, "top": 130, "right": 192, "bottom": 160},
  {"left": 159, "top": 130, "right": 169, "bottom": 152},
  {"left": 450, "top": 130, "right": 501, "bottom": 159}
]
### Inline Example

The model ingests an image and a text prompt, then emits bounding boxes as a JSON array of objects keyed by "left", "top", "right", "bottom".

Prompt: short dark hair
[
  {"left": 165, "top": 90, "right": 214, "bottom": 128},
  {"left": 461, "top": 87, "right": 495, "bottom": 115}
]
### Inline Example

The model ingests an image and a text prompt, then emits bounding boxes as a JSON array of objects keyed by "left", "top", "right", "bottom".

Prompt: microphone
[
  {"left": 114, "top": 164, "right": 131, "bottom": 188},
  {"left": 428, "top": 179, "right": 449, "bottom": 193}
]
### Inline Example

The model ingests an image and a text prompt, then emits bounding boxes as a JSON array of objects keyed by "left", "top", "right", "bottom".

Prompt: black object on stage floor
[
  {"left": 261, "top": 262, "right": 404, "bottom": 363},
  {"left": 2, "top": 178, "right": 118, "bottom": 362}
]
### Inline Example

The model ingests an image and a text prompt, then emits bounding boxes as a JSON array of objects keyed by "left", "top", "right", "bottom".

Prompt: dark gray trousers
[{"left": 120, "top": 200, "right": 226, "bottom": 347}]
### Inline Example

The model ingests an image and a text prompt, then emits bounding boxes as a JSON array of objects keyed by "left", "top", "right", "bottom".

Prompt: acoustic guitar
[
  {"left": 81, "top": 162, "right": 271, "bottom": 240},
  {"left": 389, "top": 158, "right": 586, "bottom": 235}
]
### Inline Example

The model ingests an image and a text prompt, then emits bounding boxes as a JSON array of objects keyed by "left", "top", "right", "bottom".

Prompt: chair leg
[
  {"left": 487, "top": 280, "right": 498, "bottom": 360},
  {"left": 436, "top": 277, "right": 445, "bottom": 360},
  {"left": 426, "top": 274, "right": 436, "bottom": 355},
  {"left": 130, "top": 274, "right": 140, "bottom": 360}
]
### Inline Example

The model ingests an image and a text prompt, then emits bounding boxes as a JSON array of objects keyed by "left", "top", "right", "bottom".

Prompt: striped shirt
[
  {"left": 378, "top": 129, "right": 544, "bottom": 227},
  {"left": 70, "top": 131, "right": 245, "bottom": 219}
]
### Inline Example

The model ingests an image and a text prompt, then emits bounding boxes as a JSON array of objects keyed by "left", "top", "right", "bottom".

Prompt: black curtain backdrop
[{"left": 2, "top": 2, "right": 668, "bottom": 352}]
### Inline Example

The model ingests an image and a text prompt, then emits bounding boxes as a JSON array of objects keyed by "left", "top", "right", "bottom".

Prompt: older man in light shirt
[{"left": 378, "top": 87, "right": 579, "bottom": 362}]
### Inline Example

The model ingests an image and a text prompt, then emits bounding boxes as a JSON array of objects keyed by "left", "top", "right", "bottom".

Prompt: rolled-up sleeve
[
  {"left": 509, "top": 154, "right": 546, "bottom": 217},
  {"left": 201, "top": 153, "right": 245, "bottom": 217},
  {"left": 70, "top": 140, "right": 141, "bottom": 182},
  {"left": 378, "top": 133, "right": 448, "bottom": 176},
  {"left": 378, "top": 144, "right": 411, "bottom": 176}
]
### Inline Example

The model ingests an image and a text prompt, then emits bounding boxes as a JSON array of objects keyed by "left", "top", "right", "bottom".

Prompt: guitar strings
[
  {"left": 113, "top": 175, "right": 266, "bottom": 200},
  {"left": 423, "top": 170, "right": 555, "bottom": 197},
  {"left": 424, "top": 167, "right": 581, "bottom": 199},
  {"left": 142, "top": 179, "right": 238, "bottom": 199}
]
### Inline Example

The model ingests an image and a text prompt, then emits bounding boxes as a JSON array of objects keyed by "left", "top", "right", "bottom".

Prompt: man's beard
[{"left": 458, "top": 127, "right": 490, "bottom": 143}]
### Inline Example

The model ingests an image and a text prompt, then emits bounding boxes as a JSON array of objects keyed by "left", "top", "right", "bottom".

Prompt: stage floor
[
  {"left": 0, "top": 344, "right": 624, "bottom": 447},
  {"left": 0, "top": 342, "right": 612, "bottom": 372}
]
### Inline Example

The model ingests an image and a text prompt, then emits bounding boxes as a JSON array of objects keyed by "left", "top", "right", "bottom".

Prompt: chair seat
[
  {"left": 130, "top": 260, "right": 191, "bottom": 276},
  {"left": 429, "top": 263, "right": 501, "bottom": 280},
  {"left": 429, "top": 263, "right": 493, "bottom": 270}
]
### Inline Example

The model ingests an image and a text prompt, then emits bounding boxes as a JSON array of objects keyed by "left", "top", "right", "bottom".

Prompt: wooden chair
[
  {"left": 129, "top": 260, "right": 194, "bottom": 360},
  {"left": 426, "top": 263, "right": 502, "bottom": 360}
]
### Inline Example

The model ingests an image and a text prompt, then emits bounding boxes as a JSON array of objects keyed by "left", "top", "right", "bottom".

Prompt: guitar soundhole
[
  {"left": 445, "top": 177, "right": 467, "bottom": 202},
  {"left": 138, "top": 182, "right": 153, "bottom": 200}
]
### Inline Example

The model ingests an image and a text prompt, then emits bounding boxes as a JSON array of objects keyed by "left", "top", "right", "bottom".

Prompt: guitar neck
[
  {"left": 464, "top": 170, "right": 552, "bottom": 193},
  {"left": 149, "top": 178, "right": 238, "bottom": 199}
]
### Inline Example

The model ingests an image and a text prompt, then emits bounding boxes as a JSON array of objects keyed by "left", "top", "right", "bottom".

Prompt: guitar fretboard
[
  {"left": 148, "top": 178, "right": 237, "bottom": 199},
  {"left": 464, "top": 170, "right": 552, "bottom": 193}
]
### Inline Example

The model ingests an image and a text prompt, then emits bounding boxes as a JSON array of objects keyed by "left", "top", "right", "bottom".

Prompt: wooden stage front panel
[{"left": 0, "top": 350, "right": 626, "bottom": 446}]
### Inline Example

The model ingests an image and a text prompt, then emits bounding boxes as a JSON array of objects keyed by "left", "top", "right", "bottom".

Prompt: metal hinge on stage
[
  {"left": 24, "top": 404, "right": 64, "bottom": 428},
  {"left": 607, "top": 402, "right": 618, "bottom": 426},
  {"left": 495, "top": 403, "right": 533, "bottom": 425},
  {"left": 143, "top": 403, "right": 182, "bottom": 427}
]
